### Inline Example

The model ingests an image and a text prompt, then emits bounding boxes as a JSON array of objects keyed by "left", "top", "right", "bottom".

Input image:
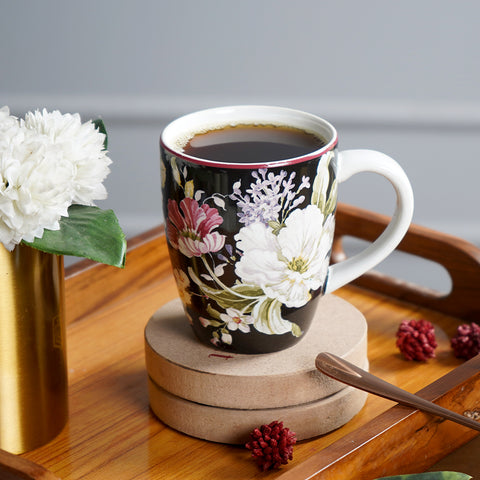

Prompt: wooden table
[{"left": 2, "top": 203, "right": 480, "bottom": 479}]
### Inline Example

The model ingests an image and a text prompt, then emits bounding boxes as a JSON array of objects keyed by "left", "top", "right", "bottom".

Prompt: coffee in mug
[{"left": 183, "top": 124, "right": 326, "bottom": 163}]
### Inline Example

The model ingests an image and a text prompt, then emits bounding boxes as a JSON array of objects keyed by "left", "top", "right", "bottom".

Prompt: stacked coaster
[{"left": 145, "top": 295, "right": 368, "bottom": 444}]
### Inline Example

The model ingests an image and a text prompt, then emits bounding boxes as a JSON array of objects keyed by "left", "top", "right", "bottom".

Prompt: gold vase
[{"left": 0, "top": 244, "right": 68, "bottom": 454}]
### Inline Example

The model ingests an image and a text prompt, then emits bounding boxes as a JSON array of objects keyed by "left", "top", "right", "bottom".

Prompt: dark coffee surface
[{"left": 183, "top": 124, "right": 325, "bottom": 163}]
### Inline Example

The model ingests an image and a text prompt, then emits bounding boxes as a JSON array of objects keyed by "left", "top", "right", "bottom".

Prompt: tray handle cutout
[{"left": 332, "top": 203, "right": 480, "bottom": 321}]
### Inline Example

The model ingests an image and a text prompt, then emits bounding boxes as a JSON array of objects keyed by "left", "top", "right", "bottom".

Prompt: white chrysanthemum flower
[
  {"left": 22, "top": 109, "right": 111, "bottom": 205},
  {"left": 0, "top": 127, "right": 76, "bottom": 250},
  {"left": 0, "top": 107, "right": 20, "bottom": 152},
  {"left": 0, "top": 107, "right": 112, "bottom": 250},
  {"left": 0, "top": 106, "right": 18, "bottom": 132}
]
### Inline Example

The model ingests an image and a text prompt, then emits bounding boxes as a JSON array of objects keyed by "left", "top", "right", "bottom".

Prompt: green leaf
[
  {"left": 311, "top": 174, "right": 326, "bottom": 212},
  {"left": 184, "top": 180, "right": 195, "bottom": 198},
  {"left": 170, "top": 157, "right": 182, "bottom": 187},
  {"left": 188, "top": 268, "right": 263, "bottom": 311},
  {"left": 208, "top": 286, "right": 262, "bottom": 311},
  {"left": 375, "top": 471, "right": 471, "bottom": 480},
  {"left": 291, "top": 322, "right": 303, "bottom": 337},
  {"left": 311, "top": 151, "right": 337, "bottom": 217},
  {"left": 93, "top": 118, "right": 108, "bottom": 149},
  {"left": 252, "top": 297, "right": 296, "bottom": 335},
  {"left": 205, "top": 319, "right": 223, "bottom": 328},
  {"left": 268, "top": 220, "right": 284, "bottom": 235},
  {"left": 24, "top": 205, "right": 126, "bottom": 267},
  {"left": 324, "top": 179, "right": 338, "bottom": 217},
  {"left": 206, "top": 304, "right": 222, "bottom": 320}
]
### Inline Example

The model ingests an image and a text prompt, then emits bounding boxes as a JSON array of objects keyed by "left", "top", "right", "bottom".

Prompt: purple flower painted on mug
[
  {"left": 167, "top": 197, "right": 226, "bottom": 258},
  {"left": 230, "top": 169, "right": 310, "bottom": 227}
]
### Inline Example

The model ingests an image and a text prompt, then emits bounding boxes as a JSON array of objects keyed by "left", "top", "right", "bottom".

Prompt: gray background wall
[{"left": 1, "top": 0, "right": 479, "bottom": 291}]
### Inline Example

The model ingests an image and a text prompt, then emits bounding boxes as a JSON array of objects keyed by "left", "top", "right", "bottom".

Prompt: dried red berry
[
  {"left": 245, "top": 421, "right": 297, "bottom": 471},
  {"left": 396, "top": 319, "right": 437, "bottom": 361},
  {"left": 451, "top": 322, "right": 480, "bottom": 360}
]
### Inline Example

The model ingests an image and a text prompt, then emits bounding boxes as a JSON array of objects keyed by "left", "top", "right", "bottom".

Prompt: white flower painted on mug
[
  {"left": 220, "top": 332, "right": 233, "bottom": 344},
  {"left": 219, "top": 307, "right": 254, "bottom": 333},
  {"left": 234, "top": 205, "right": 334, "bottom": 309},
  {"left": 210, "top": 331, "right": 233, "bottom": 346}
]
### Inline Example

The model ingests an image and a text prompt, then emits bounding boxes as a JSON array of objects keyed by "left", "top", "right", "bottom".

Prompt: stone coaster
[
  {"left": 147, "top": 375, "right": 368, "bottom": 444},
  {"left": 145, "top": 295, "right": 367, "bottom": 409}
]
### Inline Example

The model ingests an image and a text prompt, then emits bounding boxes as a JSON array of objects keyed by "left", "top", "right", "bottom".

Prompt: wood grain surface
[{"left": 2, "top": 204, "right": 479, "bottom": 479}]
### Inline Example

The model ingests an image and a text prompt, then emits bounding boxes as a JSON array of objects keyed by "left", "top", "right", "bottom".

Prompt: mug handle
[{"left": 324, "top": 149, "right": 414, "bottom": 294}]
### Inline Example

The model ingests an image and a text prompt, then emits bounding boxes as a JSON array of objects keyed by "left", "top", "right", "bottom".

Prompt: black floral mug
[{"left": 160, "top": 106, "right": 413, "bottom": 354}]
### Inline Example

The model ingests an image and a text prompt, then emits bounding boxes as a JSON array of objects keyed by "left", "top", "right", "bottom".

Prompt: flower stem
[
  {"left": 201, "top": 255, "right": 230, "bottom": 289},
  {"left": 200, "top": 256, "right": 260, "bottom": 303}
]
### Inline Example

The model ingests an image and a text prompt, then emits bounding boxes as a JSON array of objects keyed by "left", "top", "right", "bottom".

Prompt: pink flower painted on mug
[{"left": 167, "top": 197, "right": 226, "bottom": 258}]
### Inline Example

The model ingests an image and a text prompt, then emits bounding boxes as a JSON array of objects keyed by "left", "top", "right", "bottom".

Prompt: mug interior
[{"left": 160, "top": 105, "right": 338, "bottom": 168}]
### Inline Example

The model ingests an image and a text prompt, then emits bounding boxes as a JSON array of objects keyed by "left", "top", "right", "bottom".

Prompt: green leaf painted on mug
[
  {"left": 252, "top": 296, "right": 299, "bottom": 336},
  {"left": 268, "top": 220, "right": 284, "bottom": 235},
  {"left": 324, "top": 179, "right": 338, "bottom": 217},
  {"left": 188, "top": 267, "right": 263, "bottom": 311},
  {"left": 311, "top": 153, "right": 333, "bottom": 214},
  {"left": 375, "top": 471, "right": 471, "bottom": 480},
  {"left": 170, "top": 157, "right": 182, "bottom": 187},
  {"left": 311, "top": 178, "right": 326, "bottom": 212},
  {"left": 252, "top": 296, "right": 282, "bottom": 335},
  {"left": 184, "top": 180, "right": 195, "bottom": 198},
  {"left": 205, "top": 319, "right": 223, "bottom": 328},
  {"left": 24, "top": 205, "right": 126, "bottom": 268},
  {"left": 291, "top": 322, "right": 303, "bottom": 337},
  {"left": 206, "top": 304, "right": 222, "bottom": 320}
]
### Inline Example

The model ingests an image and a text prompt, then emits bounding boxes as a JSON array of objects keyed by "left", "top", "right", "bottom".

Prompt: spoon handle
[{"left": 316, "top": 352, "right": 480, "bottom": 432}]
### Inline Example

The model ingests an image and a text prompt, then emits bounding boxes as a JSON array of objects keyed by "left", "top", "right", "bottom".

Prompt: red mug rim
[{"left": 160, "top": 105, "right": 338, "bottom": 170}]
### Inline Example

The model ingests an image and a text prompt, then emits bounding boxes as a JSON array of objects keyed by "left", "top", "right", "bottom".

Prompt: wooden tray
[{"left": 2, "top": 203, "right": 480, "bottom": 480}]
